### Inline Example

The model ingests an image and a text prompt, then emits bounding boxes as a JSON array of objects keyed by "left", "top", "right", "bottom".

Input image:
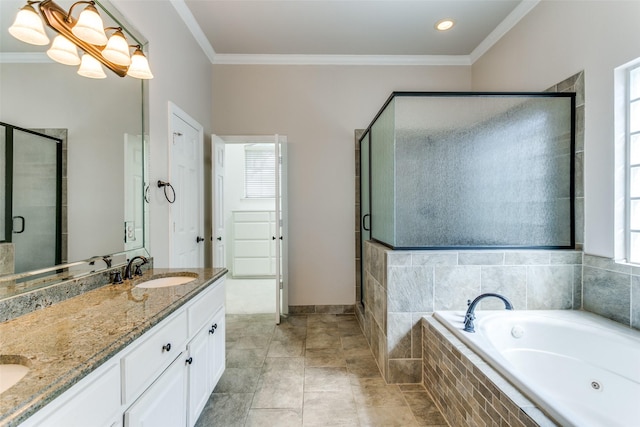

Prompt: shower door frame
[{"left": 1, "top": 122, "right": 63, "bottom": 269}]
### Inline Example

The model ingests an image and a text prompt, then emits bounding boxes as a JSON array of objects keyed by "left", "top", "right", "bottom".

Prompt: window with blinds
[{"left": 245, "top": 144, "right": 276, "bottom": 198}]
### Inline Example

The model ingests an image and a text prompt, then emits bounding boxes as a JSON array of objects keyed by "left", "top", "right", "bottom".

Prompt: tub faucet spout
[{"left": 463, "top": 293, "right": 513, "bottom": 333}]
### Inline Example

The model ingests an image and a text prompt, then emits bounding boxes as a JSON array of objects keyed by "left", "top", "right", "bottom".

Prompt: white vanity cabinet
[
  {"left": 19, "top": 360, "right": 122, "bottom": 427},
  {"left": 124, "top": 353, "right": 188, "bottom": 427},
  {"left": 18, "top": 276, "right": 226, "bottom": 427}
]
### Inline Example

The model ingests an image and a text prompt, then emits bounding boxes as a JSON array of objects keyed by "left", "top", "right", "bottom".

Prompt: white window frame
[
  {"left": 244, "top": 144, "right": 276, "bottom": 199},
  {"left": 617, "top": 61, "right": 640, "bottom": 265}
]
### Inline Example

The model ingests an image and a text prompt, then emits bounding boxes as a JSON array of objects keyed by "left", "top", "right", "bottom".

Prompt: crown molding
[
  {"left": 212, "top": 54, "right": 472, "bottom": 66},
  {"left": 169, "top": 0, "right": 217, "bottom": 63},
  {"left": 469, "top": 0, "right": 540, "bottom": 63},
  {"left": 0, "top": 52, "right": 52, "bottom": 63}
]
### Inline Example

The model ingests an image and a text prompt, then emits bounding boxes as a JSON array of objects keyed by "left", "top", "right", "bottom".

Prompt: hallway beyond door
[{"left": 226, "top": 278, "right": 276, "bottom": 314}]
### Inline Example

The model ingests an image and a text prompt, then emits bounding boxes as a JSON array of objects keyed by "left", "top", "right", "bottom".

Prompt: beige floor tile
[
  {"left": 197, "top": 313, "right": 448, "bottom": 427},
  {"left": 306, "top": 330, "right": 342, "bottom": 349},
  {"left": 195, "top": 393, "right": 252, "bottom": 427},
  {"left": 403, "top": 391, "right": 448, "bottom": 426},
  {"left": 304, "top": 367, "right": 352, "bottom": 392},
  {"left": 302, "top": 391, "right": 359, "bottom": 427},
  {"left": 244, "top": 408, "right": 303, "bottom": 427},
  {"left": 352, "top": 384, "right": 407, "bottom": 407},
  {"left": 267, "top": 339, "right": 305, "bottom": 357},
  {"left": 304, "top": 348, "right": 347, "bottom": 367},
  {"left": 346, "top": 355, "right": 383, "bottom": 378},
  {"left": 226, "top": 347, "right": 268, "bottom": 368},
  {"left": 252, "top": 373, "right": 304, "bottom": 409},
  {"left": 357, "top": 406, "right": 420, "bottom": 427}
]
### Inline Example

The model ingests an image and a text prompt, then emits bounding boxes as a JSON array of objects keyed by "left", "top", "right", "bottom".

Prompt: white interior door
[
  {"left": 275, "top": 135, "right": 288, "bottom": 323},
  {"left": 169, "top": 103, "right": 204, "bottom": 268},
  {"left": 124, "top": 133, "right": 143, "bottom": 251},
  {"left": 212, "top": 135, "right": 226, "bottom": 268}
]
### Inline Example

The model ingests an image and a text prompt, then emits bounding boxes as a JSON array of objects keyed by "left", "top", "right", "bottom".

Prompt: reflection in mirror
[{"left": 0, "top": 0, "right": 149, "bottom": 294}]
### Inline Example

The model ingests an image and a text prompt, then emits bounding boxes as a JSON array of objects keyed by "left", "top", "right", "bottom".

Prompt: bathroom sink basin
[
  {"left": 0, "top": 356, "right": 30, "bottom": 394},
  {"left": 135, "top": 275, "right": 197, "bottom": 289}
]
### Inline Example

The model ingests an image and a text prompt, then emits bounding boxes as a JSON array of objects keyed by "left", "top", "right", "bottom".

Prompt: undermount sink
[
  {"left": 0, "top": 356, "right": 30, "bottom": 394},
  {"left": 135, "top": 274, "right": 197, "bottom": 289}
]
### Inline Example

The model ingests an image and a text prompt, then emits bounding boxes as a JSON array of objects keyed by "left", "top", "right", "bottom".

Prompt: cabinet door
[
  {"left": 20, "top": 361, "right": 121, "bottom": 427},
  {"left": 187, "top": 325, "right": 211, "bottom": 427},
  {"left": 124, "top": 354, "right": 187, "bottom": 427},
  {"left": 210, "top": 307, "right": 226, "bottom": 388}
]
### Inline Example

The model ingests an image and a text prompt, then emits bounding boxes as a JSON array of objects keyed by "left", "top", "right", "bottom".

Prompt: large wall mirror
[{"left": 0, "top": 0, "right": 149, "bottom": 294}]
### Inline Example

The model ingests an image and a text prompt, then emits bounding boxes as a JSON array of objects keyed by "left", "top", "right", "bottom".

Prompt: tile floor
[{"left": 195, "top": 313, "right": 447, "bottom": 427}]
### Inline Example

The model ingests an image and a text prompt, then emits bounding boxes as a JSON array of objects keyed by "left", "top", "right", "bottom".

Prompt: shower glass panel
[
  {"left": 370, "top": 99, "right": 396, "bottom": 246},
  {"left": 366, "top": 93, "right": 575, "bottom": 249},
  {"left": 4, "top": 126, "right": 62, "bottom": 273}
]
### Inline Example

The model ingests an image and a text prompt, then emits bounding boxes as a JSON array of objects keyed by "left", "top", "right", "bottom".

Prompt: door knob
[
  {"left": 196, "top": 236, "right": 204, "bottom": 243},
  {"left": 216, "top": 236, "right": 222, "bottom": 241}
]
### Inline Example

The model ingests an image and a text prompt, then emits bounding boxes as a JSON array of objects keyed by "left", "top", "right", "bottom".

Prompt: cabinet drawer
[
  {"left": 188, "top": 279, "right": 225, "bottom": 337},
  {"left": 122, "top": 310, "right": 188, "bottom": 404}
]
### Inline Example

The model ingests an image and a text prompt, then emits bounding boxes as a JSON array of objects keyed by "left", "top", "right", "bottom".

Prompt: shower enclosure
[
  {"left": 1, "top": 122, "right": 62, "bottom": 274},
  {"left": 358, "top": 92, "right": 575, "bottom": 302}
]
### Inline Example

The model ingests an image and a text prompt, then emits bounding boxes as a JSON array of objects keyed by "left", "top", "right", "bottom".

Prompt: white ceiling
[
  {"left": 0, "top": 0, "right": 539, "bottom": 66},
  {"left": 176, "top": 0, "right": 539, "bottom": 65}
]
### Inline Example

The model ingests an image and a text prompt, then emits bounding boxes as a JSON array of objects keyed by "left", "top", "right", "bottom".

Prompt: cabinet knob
[
  {"left": 186, "top": 357, "right": 193, "bottom": 365},
  {"left": 162, "top": 343, "right": 172, "bottom": 352}
]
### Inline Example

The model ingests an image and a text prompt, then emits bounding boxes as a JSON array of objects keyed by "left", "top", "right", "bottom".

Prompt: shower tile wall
[
  {"left": 0, "top": 243, "right": 14, "bottom": 275},
  {"left": 362, "top": 241, "right": 583, "bottom": 384},
  {"left": 583, "top": 254, "right": 640, "bottom": 330}
]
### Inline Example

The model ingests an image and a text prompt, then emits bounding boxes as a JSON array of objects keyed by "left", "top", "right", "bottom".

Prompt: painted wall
[
  {"left": 110, "top": 0, "right": 214, "bottom": 267},
  {"left": 471, "top": 0, "right": 640, "bottom": 259},
  {"left": 212, "top": 65, "right": 471, "bottom": 305}
]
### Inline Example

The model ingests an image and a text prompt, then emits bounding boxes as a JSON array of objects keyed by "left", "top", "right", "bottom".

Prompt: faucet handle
[
  {"left": 112, "top": 270, "right": 123, "bottom": 284},
  {"left": 134, "top": 265, "right": 144, "bottom": 276}
]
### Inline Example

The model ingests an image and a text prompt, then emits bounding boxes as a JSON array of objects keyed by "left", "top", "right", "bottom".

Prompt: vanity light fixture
[
  {"left": 435, "top": 18, "right": 455, "bottom": 31},
  {"left": 47, "top": 34, "right": 81, "bottom": 65},
  {"left": 8, "top": 0, "right": 153, "bottom": 79},
  {"left": 77, "top": 53, "right": 106, "bottom": 78}
]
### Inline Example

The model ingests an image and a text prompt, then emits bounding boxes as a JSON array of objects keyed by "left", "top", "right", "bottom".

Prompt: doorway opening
[{"left": 213, "top": 135, "right": 287, "bottom": 322}]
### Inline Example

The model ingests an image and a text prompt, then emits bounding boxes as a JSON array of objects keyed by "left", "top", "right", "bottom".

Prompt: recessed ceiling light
[{"left": 435, "top": 19, "right": 455, "bottom": 31}]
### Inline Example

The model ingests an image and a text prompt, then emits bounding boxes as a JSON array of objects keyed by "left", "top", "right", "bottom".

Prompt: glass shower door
[{"left": 11, "top": 127, "right": 61, "bottom": 273}]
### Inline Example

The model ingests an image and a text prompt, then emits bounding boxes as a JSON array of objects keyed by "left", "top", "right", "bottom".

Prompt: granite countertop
[{"left": 0, "top": 267, "right": 227, "bottom": 427}]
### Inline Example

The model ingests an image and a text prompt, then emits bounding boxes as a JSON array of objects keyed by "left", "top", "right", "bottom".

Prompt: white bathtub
[{"left": 434, "top": 310, "right": 640, "bottom": 427}]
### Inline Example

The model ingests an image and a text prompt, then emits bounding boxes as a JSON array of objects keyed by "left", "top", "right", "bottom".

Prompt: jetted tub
[{"left": 434, "top": 310, "right": 640, "bottom": 427}]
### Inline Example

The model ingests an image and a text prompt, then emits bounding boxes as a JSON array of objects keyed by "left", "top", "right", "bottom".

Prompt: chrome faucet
[
  {"left": 124, "top": 255, "right": 148, "bottom": 280},
  {"left": 463, "top": 293, "right": 514, "bottom": 333}
]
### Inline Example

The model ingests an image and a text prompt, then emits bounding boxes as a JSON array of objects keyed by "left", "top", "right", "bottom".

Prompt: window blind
[{"left": 245, "top": 145, "right": 275, "bottom": 198}]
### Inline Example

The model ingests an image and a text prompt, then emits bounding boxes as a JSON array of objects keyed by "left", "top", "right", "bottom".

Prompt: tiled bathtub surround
[
  {"left": 422, "top": 316, "right": 556, "bottom": 427},
  {"left": 582, "top": 254, "right": 640, "bottom": 329},
  {"left": 360, "top": 240, "right": 582, "bottom": 384}
]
